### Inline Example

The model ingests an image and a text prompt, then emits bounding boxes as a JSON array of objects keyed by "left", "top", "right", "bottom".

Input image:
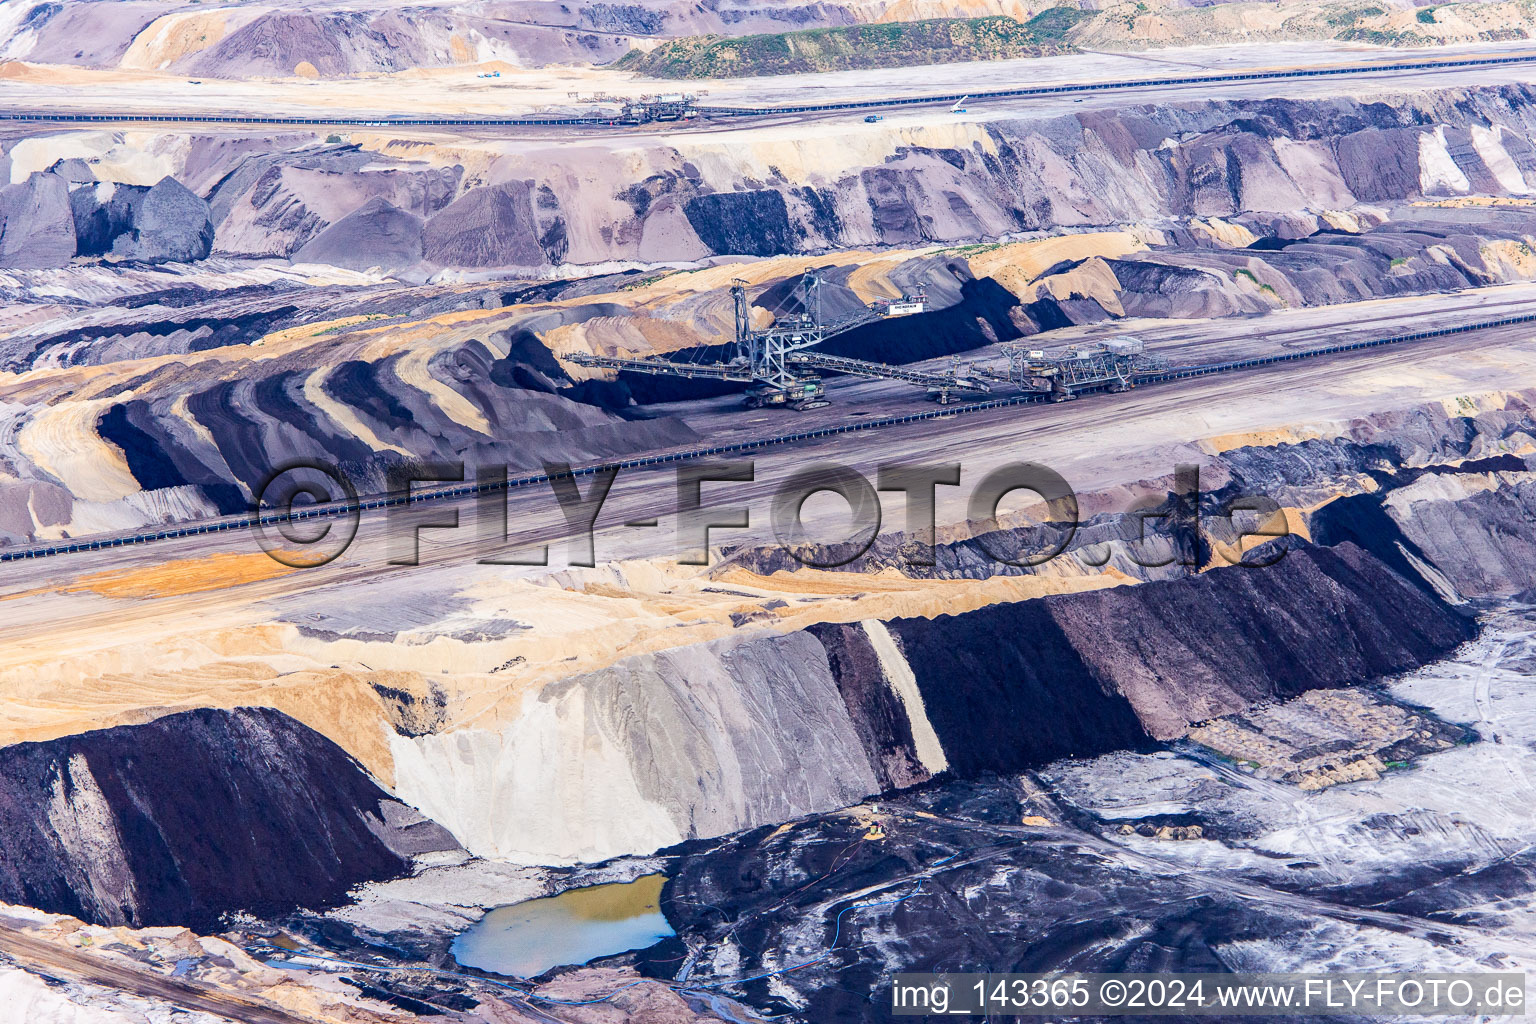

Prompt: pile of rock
[{"left": 0, "top": 161, "right": 212, "bottom": 269}]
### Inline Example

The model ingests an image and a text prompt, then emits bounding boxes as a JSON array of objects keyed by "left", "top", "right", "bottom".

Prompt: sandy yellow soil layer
[{"left": 0, "top": 543, "right": 1127, "bottom": 785}]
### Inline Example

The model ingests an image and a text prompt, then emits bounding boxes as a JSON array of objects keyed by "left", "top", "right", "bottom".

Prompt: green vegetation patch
[
  {"left": 941, "top": 241, "right": 1005, "bottom": 256},
  {"left": 613, "top": 13, "right": 1086, "bottom": 79},
  {"left": 1325, "top": 4, "right": 1383, "bottom": 26},
  {"left": 1025, "top": 6, "right": 1094, "bottom": 42},
  {"left": 1334, "top": 24, "right": 1432, "bottom": 45}
]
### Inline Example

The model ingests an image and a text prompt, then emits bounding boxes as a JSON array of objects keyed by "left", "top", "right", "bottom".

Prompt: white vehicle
[{"left": 950, "top": 96, "right": 969, "bottom": 114}]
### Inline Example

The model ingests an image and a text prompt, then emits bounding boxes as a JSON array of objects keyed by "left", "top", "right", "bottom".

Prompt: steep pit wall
[
  {"left": 1016, "top": 207, "right": 1536, "bottom": 325},
  {"left": 388, "top": 541, "right": 1471, "bottom": 862},
  {"left": 1315, "top": 468, "right": 1536, "bottom": 599},
  {"left": 727, "top": 396, "right": 1536, "bottom": 595},
  {"left": 12, "top": 85, "right": 1536, "bottom": 271},
  {"left": 355, "top": 86, "right": 1536, "bottom": 268}
]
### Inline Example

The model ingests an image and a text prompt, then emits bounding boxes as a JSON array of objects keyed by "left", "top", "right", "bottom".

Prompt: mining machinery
[
  {"left": 570, "top": 271, "right": 989, "bottom": 410},
  {"left": 616, "top": 93, "right": 701, "bottom": 124},
  {"left": 975, "top": 336, "right": 1168, "bottom": 401}
]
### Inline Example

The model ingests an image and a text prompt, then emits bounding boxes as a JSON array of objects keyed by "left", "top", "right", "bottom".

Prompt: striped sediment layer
[{"left": 389, "top": 540, "right": 1472, "bottom": 862}]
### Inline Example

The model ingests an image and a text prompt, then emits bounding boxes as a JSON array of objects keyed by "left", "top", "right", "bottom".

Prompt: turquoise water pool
[{"left": 451, "top": 874, "right": 675, "bottom": 978}]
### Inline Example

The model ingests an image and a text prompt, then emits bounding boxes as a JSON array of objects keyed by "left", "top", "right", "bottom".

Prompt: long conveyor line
[
  {"left": 3, "top": 309, "right": 1533, "bottom": 564},
  {"left": 5, "top": 51, "right": 1536, "bottom": 128}
]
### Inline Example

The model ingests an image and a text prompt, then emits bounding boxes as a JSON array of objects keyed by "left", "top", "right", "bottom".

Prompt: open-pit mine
[{"left": 4, "top": 2, "right": 1536, "bottom": 1022}]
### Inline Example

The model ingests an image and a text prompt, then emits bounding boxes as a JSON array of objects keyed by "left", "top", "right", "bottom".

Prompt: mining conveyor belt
[
  {"left": 6, "top": 310, "right": 1535, "bottom": 563},
  {"left": 698, "top": 51, "right": 1536, "bottom": 115},
  {"left": 7, "top": 52, "right": 1536, "bottom": 129},
  {"left": 571, "top": 353, "right": 754, "bottom": 380},
  {"left": 787, "top": 351, "right": 991, "bottom": 393}
]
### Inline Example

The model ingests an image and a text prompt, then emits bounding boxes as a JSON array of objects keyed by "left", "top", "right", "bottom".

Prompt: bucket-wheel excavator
[{"left": 571, "top": 270, "right": 989, "bottom": 410}]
